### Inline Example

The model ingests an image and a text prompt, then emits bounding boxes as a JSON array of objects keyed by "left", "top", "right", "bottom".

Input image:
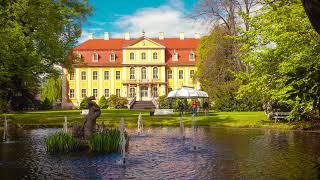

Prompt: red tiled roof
[
  {"left": 74, "top": 38, "right": 199, "bottom": 50},
  {"left": 73, "top": 37, "right": 200, "bottom": 66}
]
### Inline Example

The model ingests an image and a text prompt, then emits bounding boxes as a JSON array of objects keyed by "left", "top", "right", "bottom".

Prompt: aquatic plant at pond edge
[
  {"left": 46, "top": 131, "right": 79, "bottom": 154},
  {"left": 88, "top": 129, "right": 129, "bottom": 153}
]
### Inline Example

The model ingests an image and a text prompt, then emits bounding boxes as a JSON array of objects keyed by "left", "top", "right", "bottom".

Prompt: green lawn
[{"left": 0, "top": 109, "right": 298, "bottom": 129}]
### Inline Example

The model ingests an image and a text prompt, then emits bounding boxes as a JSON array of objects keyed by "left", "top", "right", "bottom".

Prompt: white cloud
[
  {"left": 111, "top": 1, "right": 209, "bottom": 38},
  {"left": 78, "top": 0, "right": 209, "bottom": 42}
]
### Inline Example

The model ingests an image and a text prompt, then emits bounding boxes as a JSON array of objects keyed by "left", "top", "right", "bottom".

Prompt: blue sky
[{"left": 80, "top": 0, "right": 208, "bottom": 42}]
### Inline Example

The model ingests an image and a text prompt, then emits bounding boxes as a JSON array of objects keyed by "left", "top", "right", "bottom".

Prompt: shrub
[
  {"left": 88, "top": 129, "right": 129, "bottom": 153},
  {"left": 99, "top": 96, "right": 108, "bottom": 109},
  {"left": 107, "top": 95, "right": 128, "bottom": 109},
  {"left": 79, "top": 96, "right": 88, "bottom": 109},
  {"left": 40, "top": 98, "right": 53, "bottom": 110},
  {"left": 46, "top": 131, "right": 79, "bottom": 154},
  {"left": 157, "top": 95, "right": 170, "bottom": 109}
]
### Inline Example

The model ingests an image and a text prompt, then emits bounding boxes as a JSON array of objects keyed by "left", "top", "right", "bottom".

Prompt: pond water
[{"left": 1, "top": 126, "right": 320, "bottom": 179}]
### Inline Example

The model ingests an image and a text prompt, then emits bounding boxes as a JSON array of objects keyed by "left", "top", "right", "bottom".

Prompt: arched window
[
  {"left": 130, "top": 67, "right": 135, "bottom": 80},
  {"left": 153, "top": 52, "right": 158, "bottom": 60},
  {"left": 92, "top": 52, "right": 99, "bottom": 62},
  {"left": 130, "top": 52, "right": 135, "bottom": 60},
  {"left": 141, "top": 52, "right": 146, "bottom": 60},
  {"left": 110, "top": 51, "right": 115, "bottom": 61},
  {"left": 189, "top": 51, "right": 195, "bottom": 61},
  {"left": 141, "top": 67, "right": 147, "bottom": 80},
  {"left": 153, "top": 67, "right": 158, "bottom": 79},
  {"left": 152, "top": 87, "right": 158, "bottom": 97}
]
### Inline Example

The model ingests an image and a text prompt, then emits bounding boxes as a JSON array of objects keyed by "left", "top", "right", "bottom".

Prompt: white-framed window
[
  {"left": 69, "top": 72, "right": 74, "bottom": 80},
  {"left": 104, "top": 89, "right": 109, "bottom": 97},
  {"left": 173, "top": 50, "right": 178, "bottom": 61},
  {"left": 70, "top": 89, "right": 74, "bottom": 98},
  {"left": 189, "top": 51, "right": 195, "bottom": 61},
  {"left": 110, "top": 51, "right": 116, "bottom": 61},
  {"left": 141, "top": 52, "right": 146, "bottom": 60},
  {"left": 104, "top": 71, "right": 109, "bottom": 80},
  {"left": 93, "top": 71, "right": 98, "bottom": 80},
  {"left": 190, "top": 70, "right": 195, "bottom": 79},
  {"left": 130, "top": 67, "right": 135, "bottom": 80},
  {"left": 152, "top": 87, "right": 158, "bottom": 97},
  {"left": 153, "top": 67, "right": 158, "bottom": 79},
  {"left": 81, "top": 89, "right": 86, "bottom": 98},
  {"left": 141, "top": 87, "right": 148, "bottom": 97},
  {"left": 179, "top": 70, "right": 183, "bottom": 79},
  {"left": 116, "top": 71, "right": 120, "bottom": 80},
  {"left": 129, "top": 88, "right": 135, "bottom": 98},
  {"left": 92, "top": 52, "right": 99, "bottom": 62},
  {"left": 93, "top": 89, "right": 98, "bottom": 98},
  {"left": 130, "top": 52, "right": 135, "bottom": 60},
  {"left": 168, "top": 70, "right": 172, "bottom": 79},
  {"left": 141, "top": 67, "right": 147, "bottom": 80},
  {"left": 81, "top": 71, "right": 86, "bottom": 80},
  {"left": 116, "top": 89, "right": 121, "bottom": 97},
  {"left": 153, "top": 52, "right": 158, "bottom": 60}
]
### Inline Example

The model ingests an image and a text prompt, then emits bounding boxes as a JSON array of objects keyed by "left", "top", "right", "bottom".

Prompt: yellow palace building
[{"left": 62, "top": 32, "right": 200, "bottom": 109}]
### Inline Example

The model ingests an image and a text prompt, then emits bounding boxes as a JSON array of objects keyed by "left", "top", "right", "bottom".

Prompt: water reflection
[{"left": 0, "top": 127, "right": 319, "bottom": 179}]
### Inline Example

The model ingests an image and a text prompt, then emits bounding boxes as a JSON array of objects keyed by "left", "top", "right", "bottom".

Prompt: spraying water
[
  {"left": 119, "top": 117, "right": 126, "bottom": 164},
  {"left": 180, "top": 116, "right": 185, "bottom": 140},
  {"left": 3, "top": 116, "right": 8, "bottom": 142},
  {"left": 63, "top": 116, "right": 68, "bottom": 133},
  {"left": 192, "top": 116, "right": 197, "bottom": 150},
  {"left": 137, "top": 113, "right": 143, "bottom": 135}
]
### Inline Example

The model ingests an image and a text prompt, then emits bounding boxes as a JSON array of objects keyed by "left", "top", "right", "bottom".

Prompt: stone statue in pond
[
  {"left": 84, "top": 96, "right": 101, "bottom": 138},
  {"left": 72, "top": 96, "right": 101, "bottom": 139}
]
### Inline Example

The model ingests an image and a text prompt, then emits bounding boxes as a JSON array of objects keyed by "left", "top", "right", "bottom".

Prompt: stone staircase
[{"left": 130, "top": 101, "right": 156, "bottom": 110}]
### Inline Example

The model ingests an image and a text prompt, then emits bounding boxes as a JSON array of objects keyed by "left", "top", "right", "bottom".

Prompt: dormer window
[
  {"left": 110, "top": 51, "right": 115, "bottom": 61},
  {"left": 189, "top": 51, "right": 195, "bottom": 61},
  {"left": 130, "top": 52, "right": 135, "bottom": 60},
  {"left": 153, "top": 52, "right": 158, "bottom": 60},
  {"left": 173, "top": 50, "right": 178, "bottom": 61},
  {"left": 141, "top": 52, "right": 146, "bottom": 60},
  {"left": 92, "top": 52, "right": 99, "bottom": 62}
]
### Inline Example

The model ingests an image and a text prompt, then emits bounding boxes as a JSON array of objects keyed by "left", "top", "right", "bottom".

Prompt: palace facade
[{"left": 62, "top": 32, "right": 200, "bottom": 108}]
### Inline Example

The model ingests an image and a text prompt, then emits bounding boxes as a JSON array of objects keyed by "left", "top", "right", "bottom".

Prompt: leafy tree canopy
[
  {"left": 0, "top": 0, "right": 92, "bottom": 112},
  {"left": 237, "top": 0, "right": 320, "bottom": 118}
]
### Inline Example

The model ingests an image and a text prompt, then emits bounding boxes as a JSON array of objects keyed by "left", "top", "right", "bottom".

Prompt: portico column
[
  {"left": 148, "top": 84, "right": 152, "bottom": 100},
  {"left": 137, "top": 84, "right": 140, "bottom": 101}
]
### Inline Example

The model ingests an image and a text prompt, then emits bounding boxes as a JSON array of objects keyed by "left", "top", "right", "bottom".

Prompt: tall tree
[
  {"left": 40, "top": 71, "right": 62, "bottom": 104},
  {"left": 0, "top": 0, "right": 92, "bottom": 112},
  {"left": 237, "top": 0, "right": 320, "bottom": 119}
]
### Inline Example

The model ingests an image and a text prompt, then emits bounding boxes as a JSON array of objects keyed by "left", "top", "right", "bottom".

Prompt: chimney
[
  {"left": 87, "top": 33, "right": 93, "bottom": 40},
  {"left": 125, "top": 32, "right": 130, "bottom": 40},
  {"left": 104, "top": 32, "right": 109, "bottom": 40},
  {"left": 159, "top": 32, "right": 164, "bottom": 40},
  {"left": 179, "top": 32, "right": 184, "bottom": 40},
  {"left": 194, "top": 32, "right": 200, "bottom": 39}
]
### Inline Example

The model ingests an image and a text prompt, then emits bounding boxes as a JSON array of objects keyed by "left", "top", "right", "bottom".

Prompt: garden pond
[{"left": 1, "top": 126, "right": 320, "bottom": 179}]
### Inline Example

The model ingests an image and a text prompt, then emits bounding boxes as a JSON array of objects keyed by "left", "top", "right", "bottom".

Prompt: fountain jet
[
  {"left": 119, "top": 117, "right": 126, "bottom": 164},
  {"left": 137, "top": 113, "right": 143, "bottom": 135},
  {"left": 63, "top": 116, "right": 68, "bottom": 133},
  {"left": 3, "top": 116, "right": 8, "bottom": 142},
  {"left": 180, "top": 116, "right": 185, "bottom": 140}
]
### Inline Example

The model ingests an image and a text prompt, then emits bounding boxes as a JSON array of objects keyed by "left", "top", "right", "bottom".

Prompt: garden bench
[
  {"left": 153, "top": 109, "right": 174, "bottom": 116},
  {"left": 272, "top": 112, "right": 290, "bottom": 123},
  {"left": 81, "top": 109, "right": 89, "bottom": 115}
]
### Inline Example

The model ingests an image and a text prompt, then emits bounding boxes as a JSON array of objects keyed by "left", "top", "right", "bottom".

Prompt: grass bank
[{"left": 0, "top": 109, "right": 305, "bottom": 130}]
